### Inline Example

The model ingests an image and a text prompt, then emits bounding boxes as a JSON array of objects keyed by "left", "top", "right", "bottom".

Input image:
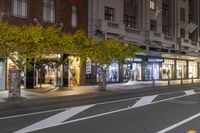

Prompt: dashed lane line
[
  {"left": 157, "top": 112, "right": 200, "bottom": 133},
  {"left": 185, "top": 90, "right": 196, "bottom": 96}
]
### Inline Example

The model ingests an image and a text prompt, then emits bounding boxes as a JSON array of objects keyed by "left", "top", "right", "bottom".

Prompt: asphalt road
[{"left": 1, "top": 87, "right": 200, "bottom": 133}]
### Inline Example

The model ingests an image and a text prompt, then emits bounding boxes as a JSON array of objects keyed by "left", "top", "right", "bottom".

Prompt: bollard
[{"left": 181, "top": 77, "right": 183, "bottom": 85}]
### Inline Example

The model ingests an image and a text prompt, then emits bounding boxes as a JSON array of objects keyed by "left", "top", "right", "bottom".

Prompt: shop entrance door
[{"left": 35, "top": 62, "right": 61, "bottom": 88}]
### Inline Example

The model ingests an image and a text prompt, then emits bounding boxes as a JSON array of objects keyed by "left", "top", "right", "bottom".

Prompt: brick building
[{"left": 0, "top": 0, "right": 88, "bottom": 89}]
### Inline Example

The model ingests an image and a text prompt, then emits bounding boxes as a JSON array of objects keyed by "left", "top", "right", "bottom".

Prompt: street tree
[
  {"left": 0, "top": 18, "right": 73, "bottom": 98},
  {"left": 73, "top": 32, "right": 142, "bottom": 90}
]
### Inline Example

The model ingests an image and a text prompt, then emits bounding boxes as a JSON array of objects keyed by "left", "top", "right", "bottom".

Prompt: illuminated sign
[
  {"left": 86, "top": 59, "right": 92, "bottom": 74},
  {"left": 125, "top": 58, "right": 142, "bottom": 63},
  {"left": 147, "top": 58, "right": 164, "bottom": 63},
  {"left": 134, "top": 58, "right": 142, "bottom": 62}
]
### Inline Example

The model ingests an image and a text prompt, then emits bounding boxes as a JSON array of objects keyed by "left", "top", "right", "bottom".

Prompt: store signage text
[
  {"left": 86, "top": 59, "right": 92, "bottom": 75},
  {"left": 125, "top": 58, "right": 142, "bottom": 62},
  {"left": 147, "top": 58, "right": 164, "bottom": 63}
]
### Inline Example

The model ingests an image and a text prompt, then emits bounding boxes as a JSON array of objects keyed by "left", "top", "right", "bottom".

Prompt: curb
[{"left": 0, "top": 83, "right": 199, "bottom": 112}]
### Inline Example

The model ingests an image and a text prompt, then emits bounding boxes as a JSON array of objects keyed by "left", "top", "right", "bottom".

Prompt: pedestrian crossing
[{"left": 0, "top": 98, "right": 4, "bottom": 103}]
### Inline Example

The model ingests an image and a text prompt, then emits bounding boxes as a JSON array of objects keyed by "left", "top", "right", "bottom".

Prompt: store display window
[
  {"left": 188, "top": 61, "right": 197, "bottom": 78},
  {"left": 161, "top": 59, "right": 175, "bottom": 80},
  {"left": 176, "top": 60, "right": 187, "bottom": 79}
]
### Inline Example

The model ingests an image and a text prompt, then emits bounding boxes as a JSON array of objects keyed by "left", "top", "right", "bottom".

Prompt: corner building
[{"left": 87, "top": 0, "right": 200, "bottom": 83}]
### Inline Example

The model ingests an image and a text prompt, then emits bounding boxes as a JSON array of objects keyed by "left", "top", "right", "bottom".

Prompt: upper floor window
[
  {"left": 12, "top": 0, "right": 27, "bottom": 18},
  {"left": 124, "top": 15, "right": 137, "bottom": 29},
  {"left": 71, "top": 5, "right": 78, "bottom": 28},
  {"left": 150, "top": 0, "right": 156, "bottom": 10},
  {"left": 163, "top": 4, "right": 170, "bottom": 16},
  {"left": 105, "top": 7, "right": 115, "bottom": 22},
  {"left": 180, "top": 8, "right": 185, "bottom": 21},
  {"left": 43, "top": 0, "right": 55, "bottom": 23},
  {"left": 162, "top": 25, "right": 170, "bottom": 36},
  {"left": 150, "top": 20, "right": 157, "bottom": 31},
  {"left": 124, "top": 0, "right": 138, "bottom": 7},
  {"left": 180, "top": 28, "right": 185, "bottom": 38}
]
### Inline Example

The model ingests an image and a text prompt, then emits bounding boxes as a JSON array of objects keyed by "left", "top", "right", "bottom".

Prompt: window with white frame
[
  {"left": 71, "top": 5, "right": 78, "bottom": 28},
  {"left": 105, "top": 6, "right": 115, "bottom": 22},
  {"left": 12, "top": 0, "right": 27, "bottom": 18},
  {"left": 43, "top": 0, "right": 55, "bottom": 23},
  {"left": 150, "top": 0, "right": 156, "bottom": 10}
]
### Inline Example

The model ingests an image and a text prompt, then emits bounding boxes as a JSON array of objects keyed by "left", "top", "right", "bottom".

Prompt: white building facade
[{"left": 88, "top": 0, "right": 200, "bottom": 83}]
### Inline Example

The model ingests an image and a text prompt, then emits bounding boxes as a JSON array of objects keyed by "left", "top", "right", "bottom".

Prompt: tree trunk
[
  {"left": 99, "top": 69, "right": 107, "bottom": 91},
  {"left": 9, "top": 69, "right": 21, "bottom": 99}
]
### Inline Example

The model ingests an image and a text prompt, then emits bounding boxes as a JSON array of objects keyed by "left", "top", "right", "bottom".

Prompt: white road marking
[
  {"left": 0, "top": 108, "right": 66, "bottom": 120},
  {"left": 21, "top": 92, "right": 200, "bottom": 132},
  {"left": 15, "top": 92, "right": 200, "bottom": 133},
  {"left": 185, "top": 90, "right": 196, "bottom": 95},
  {"left": 0, "top": 98, "right": 4, "bottom": 103},
  {"left": 0, "top": 89, "right": 195, "bottom": 120},
  {"left": 14, "top": 104, "right": 95, "bottom": 133},
  {"left": 132, "top": 95, "right": 158, "bottom": 108},
  {"left": 157, "top": 112, "right": 200, "bottom": 133}
]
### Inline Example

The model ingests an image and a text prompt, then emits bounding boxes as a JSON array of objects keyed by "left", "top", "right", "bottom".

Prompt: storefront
[
  {"left": 96, "top": 60, "right": 120, "bottom": 83},
  {"left": 34, "top": 54, "right": 61, "bottom": 88},
  {"left": 160, "top": 59, "right": 175, "bottom": 80},
  {"left": 145, "top": 58, "right": 164, "bottom": 80},
  {"left": 68, "top": 56, "right": 81, "bottom": 86},
  {"left": 188, "top": 61, "right": 198, "bottom": 78},
  {"left": 123, "top": 58, "right": 142, "bottom": 82},
  {"left": 0, "top": 59, "right": 6, "bottom": 91},
  {"left": 176, "top": 60, "right": 187, "bottom": 79}
]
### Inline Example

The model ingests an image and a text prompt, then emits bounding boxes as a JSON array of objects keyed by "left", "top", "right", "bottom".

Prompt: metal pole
[
  {"left": 181, "top": 70, "right": 183, "bottom": 85},
  {"left": 168, "top": 72, "right": 170, "bottom": 86},
  {"left": 191, "top": 76, "right": 194, "bottom": 84}
]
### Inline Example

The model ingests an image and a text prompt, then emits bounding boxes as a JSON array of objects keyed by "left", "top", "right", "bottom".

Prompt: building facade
[
  {"left": 0, "top": 0, "right": 88, "bottom": 89},
  {"left": 1, "top": 0, "right": 200, "bottom": 90},
  {"left": 88, "top": 0, "right": 200, "bottom": 83}
]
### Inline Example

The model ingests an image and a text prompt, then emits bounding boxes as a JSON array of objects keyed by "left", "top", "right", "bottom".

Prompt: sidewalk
[
  {"left": 0, "top": 79, "right": 200, "bottom": 112},
  {"left": 0, "top": 79, "right": 199, "bottom": 101}
]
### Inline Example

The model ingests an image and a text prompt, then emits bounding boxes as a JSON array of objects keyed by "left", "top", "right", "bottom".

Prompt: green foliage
[
  {"left": 74, "top": 36, "right": 142, "bottom": 67},
  {"left": 0, "top": 17, "right": 142, "bottom": 71},
  {"left": 0, "top": 19, "right": 73, "bottom": 69}
]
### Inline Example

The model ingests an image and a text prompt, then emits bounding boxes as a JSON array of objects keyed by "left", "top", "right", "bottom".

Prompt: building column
[
  {"left": 141, "top": 57, "right": 146, "bottom": 80},
  {"left": 186, "top": 61, "right": 189, "bottom": 79},
  {"left": 174, "top": 59, "right": 177, "bottom": 80}
]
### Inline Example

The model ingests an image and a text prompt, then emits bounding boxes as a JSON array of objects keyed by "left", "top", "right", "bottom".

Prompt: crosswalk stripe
[
  {"left": 0, "top": 98, "right": 4, "bottom": 103},
  {"left": 185, "top": 90, "right": 196, "bottom": 95},
  {"left": 14, "top": 104, "right": 95, "bottom": 133},
  {"left": 132, "top": 95, "right": 158, "bottom": 108}
]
